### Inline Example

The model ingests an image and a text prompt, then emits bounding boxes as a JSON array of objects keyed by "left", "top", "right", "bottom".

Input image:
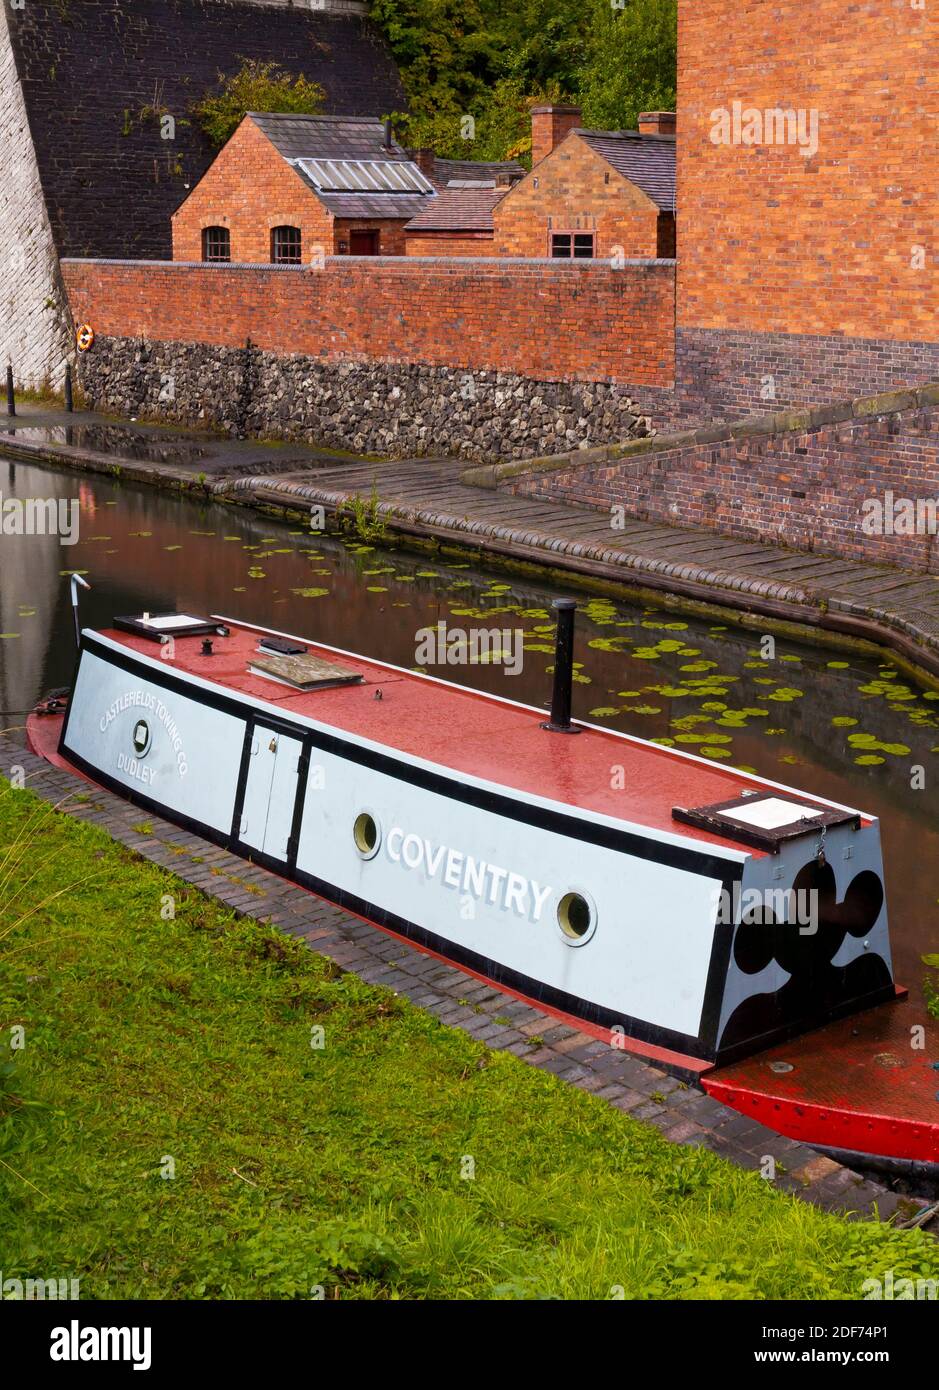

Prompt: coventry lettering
[{"left": 385, "top": 827, "right": 552, "bottom": 922}]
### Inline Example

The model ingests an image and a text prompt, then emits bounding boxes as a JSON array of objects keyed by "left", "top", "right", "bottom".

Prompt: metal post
[
  {"left": 541, "top": 597, "right": 581, "bottom": 733},
  {"left": 65, "top": 365, "right": 73, "bottom": 413},
  {"left": 6, "top": 365, "right": 14, "bottom": 417},
  {"left": 70, "top": 572, "right": 91, "bottom": 648}
]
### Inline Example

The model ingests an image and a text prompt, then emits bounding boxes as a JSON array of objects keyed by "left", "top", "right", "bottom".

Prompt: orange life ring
[{"left": 76, "top": 324, "right": 95, "bottom": 352}]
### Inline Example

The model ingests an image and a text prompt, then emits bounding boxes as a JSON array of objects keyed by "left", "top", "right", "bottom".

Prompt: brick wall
[
  {"left": 0, "top": 2, "right": 70, "bottom": 388},
  {"left": 405, "top": 233, "right": 495, "bottom": 257},
  {"left": 493, "top": 135, "right": 662, "bottom": 259},
  {"left": 676, "top": 327, "right": 939, "bottom": 422},
  {"left": 61, "top": 257, "right": 676, "bottom": 387},
  {"left": 504, "top": 388, "right": 939, "bottom": 574},
  {"left": 676, "top": 0, "right": 939, "bottom": 415}
]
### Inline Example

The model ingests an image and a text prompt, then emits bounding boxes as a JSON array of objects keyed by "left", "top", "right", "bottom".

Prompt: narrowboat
[{"left": 27, "top": 593, "right": 938, "bottom": 1181}]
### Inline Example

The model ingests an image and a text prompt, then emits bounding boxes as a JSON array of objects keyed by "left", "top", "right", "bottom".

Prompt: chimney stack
[
  {"left": 530, "top": 104, "right": 582, "bottom": 167},
  {"left": 383, "top": 117, "right": 394, "bottom": 150},
  {"left": 412, "top": 148, "right": 436, "bottom": 180},
  {"left": 638, "top": 111, "right": 676, "bottom": 138}
]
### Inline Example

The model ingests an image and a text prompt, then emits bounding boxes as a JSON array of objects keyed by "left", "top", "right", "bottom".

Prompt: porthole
[
  {"left": 353, "top": 811, "right": 381, "bottom": 860},
  {"left": 557, "top": 889, "right": 597, "bottom": 945}
]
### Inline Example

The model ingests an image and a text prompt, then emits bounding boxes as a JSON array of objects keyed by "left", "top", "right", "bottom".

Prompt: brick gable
[{"left": 492, "top": 134, "right": 664, "bottom": 260}]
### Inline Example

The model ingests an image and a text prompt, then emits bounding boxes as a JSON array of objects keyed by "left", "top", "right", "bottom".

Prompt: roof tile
[
  {"left": 576, "top": 130, "right": 676, "bottom": 212},
  {"left": 404, "top": 186, "right": 504, "bottom": 233}
]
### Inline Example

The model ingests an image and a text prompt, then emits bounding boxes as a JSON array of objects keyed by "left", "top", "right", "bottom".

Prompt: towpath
[{"left": 4, "top": 402, "right": 939, "bottom": 683}]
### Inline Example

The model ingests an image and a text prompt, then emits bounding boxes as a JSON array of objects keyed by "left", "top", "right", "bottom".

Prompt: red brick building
[
  {"left": 404, "top": 184, "right": 509, "bottom": 257},
  {"left": 171, "top": 113, "right": 437, "bottom": 262},
  {"left": 676, "top": 0, "right": 939, "bottom": 415},
  {"left": 404, "top": 106, "right": 676, "bottom": 260}
]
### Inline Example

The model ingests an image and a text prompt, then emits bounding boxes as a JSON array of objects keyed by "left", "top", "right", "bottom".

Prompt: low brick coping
[
  {"left": 461, "top": 381, "right": 939, "bottom": 489},
  {"left": 60, "top": 255, "right": 675, "bottom": 271}
]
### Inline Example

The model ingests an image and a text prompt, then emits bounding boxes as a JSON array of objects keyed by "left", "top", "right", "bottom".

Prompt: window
[
  {"left": 353, "top": 811, "right": 381, "bottom": 860},
  {"left": 202, "top": 226, "right": 230, "bottom": 262},
  {"left": 550, "top": 232, "right": 595, "bottom": 259},
  {"left": 271, "top": 225, "right": 302, "bottom": 264},
  {"left": 657, "top": 212, "right": 676, "bottom": 259},
  {"left": 557, "top": 890, "right": 598, "bottom": 945}
]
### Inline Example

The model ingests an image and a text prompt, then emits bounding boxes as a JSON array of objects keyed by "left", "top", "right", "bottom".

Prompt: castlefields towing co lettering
[
  {"left": 100, "top": 689, "right": 189, "bottom": 778},
  {"left": 50, "top": 1320, "right": 152, "bottom": 1371}
]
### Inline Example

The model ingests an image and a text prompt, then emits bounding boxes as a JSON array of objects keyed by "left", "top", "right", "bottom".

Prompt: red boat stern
[{"left": 704, "top": 993, "right": 939, "bottom": 1168}]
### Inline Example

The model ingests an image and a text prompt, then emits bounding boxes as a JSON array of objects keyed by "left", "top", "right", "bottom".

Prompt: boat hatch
[
  {"left": 671, "top": 793, "right": 860, "bottom": 853},
  {"left": 246, "top": 650, "right": 364, "bottom": 692},
  {"left": 113, "top": 611, "right": 222, "bottom": 641}
]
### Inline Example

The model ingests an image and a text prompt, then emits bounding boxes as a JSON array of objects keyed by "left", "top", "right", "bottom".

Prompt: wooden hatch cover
[
  {"left": 247, "top": 651, "right": 365, "bottom": 692},
  {"left": 672, "top": 792, "right": 860, "bottom": 854}
]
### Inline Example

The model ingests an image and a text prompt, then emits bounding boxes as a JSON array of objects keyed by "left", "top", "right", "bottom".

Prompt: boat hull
[
  {"left": 24, "top": 616, "right": 938, "bottom": 1169},
  {"left": 55, "top": 627, "right": 897, "bottom": 1069}
]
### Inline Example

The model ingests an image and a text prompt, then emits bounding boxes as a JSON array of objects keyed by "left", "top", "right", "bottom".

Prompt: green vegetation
[
  {"left": 370, "top": 0, "right": 677, "bottom": 160},
  {"left": 1, "top": 784, "right": 936, "bottom": 1299},
  {"left": 193, "top": 59, "right": 326, "bottom": 148},
  {"left": 338, "top": 487, "right": 390, "bottom": 545},
  {"left": 924, "top": 955, "right": 939, "bottom": 1021}
]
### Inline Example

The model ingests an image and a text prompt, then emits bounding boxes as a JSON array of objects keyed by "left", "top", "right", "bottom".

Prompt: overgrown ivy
[{"left": 193, "top": 59, "right": 326, "bottom": 148}]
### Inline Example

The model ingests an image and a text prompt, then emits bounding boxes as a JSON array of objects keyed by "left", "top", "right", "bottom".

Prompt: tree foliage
[
  {"left": 194, "top": 59, "right": 326, "bottom": 148},
  {"left": 578, "top": 0, "right": 677, "bottom": 132},
  {"left": 369, "top": 0, "right": 677, "bottom": 162}
]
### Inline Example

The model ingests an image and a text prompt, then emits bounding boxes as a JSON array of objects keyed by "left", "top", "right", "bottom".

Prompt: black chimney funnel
[{"left": 541, "top": 598, "right": 581, "bottom": 734}]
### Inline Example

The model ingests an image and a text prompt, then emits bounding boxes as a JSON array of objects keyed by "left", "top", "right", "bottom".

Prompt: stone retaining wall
[{"left": 76, "top": 337, "right": 656, "bottom": 462}]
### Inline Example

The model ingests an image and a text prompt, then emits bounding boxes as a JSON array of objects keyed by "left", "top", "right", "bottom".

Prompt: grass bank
[{"left": 0, "top": 783, "right": 936, "bottom": 1300}]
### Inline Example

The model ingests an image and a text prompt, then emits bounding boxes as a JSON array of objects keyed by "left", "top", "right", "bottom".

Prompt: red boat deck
[
  {"left": 706, "top": 995, "right": 939, "bottom": 1163},
  {"left": 79, "top": 620, "right": 870, "bottom": 857}
]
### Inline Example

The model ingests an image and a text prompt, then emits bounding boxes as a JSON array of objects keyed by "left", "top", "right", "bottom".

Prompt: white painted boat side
[{"left": 62, "top": 627, "right": 895, "bottom": 1061}]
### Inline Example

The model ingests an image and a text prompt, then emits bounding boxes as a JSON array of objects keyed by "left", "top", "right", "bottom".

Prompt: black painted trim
[{"left": 288, "top": 859, "right": 718, "bottom": 1059}]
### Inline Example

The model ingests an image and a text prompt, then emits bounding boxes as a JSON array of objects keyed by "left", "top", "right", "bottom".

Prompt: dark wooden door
[{"left": 349, "top": 230, "right": 380, "bottom": 255}]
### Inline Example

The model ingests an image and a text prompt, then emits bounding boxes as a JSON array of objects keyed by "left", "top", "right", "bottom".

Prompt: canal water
[{"left": 1, "top": 457, "right": 937, "bottom": 1003}]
